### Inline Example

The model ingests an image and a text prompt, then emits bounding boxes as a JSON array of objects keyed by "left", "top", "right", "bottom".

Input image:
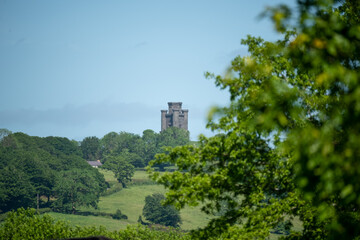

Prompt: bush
[
  {"left": 0, "top": 208, "right": 189, "bottom": 240},
  {"left": 112, "top": 209, "right": 128, "bottom": 220},
  {"left": 0, "top": 208, "right": 72, "bottom": 240},
  {"left": 101, "top": 182, "right": 123, "bottom": 196},
  {"left": 142, "top": 193, "right": 181, "bottom": 228}
]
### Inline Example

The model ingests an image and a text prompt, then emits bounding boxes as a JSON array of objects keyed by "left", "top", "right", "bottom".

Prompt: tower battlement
[{"left": 161, "top": 102, "right": 188, "bottom": 131}]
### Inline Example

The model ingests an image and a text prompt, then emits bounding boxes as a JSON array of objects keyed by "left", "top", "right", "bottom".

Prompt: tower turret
[{"left": 160, "top": 102, "right": 188, "bottom": 131}]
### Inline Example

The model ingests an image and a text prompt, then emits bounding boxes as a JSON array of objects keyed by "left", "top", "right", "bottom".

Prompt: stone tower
[{"left": 161, "top": 102, "right": 188, "bottom": 131}]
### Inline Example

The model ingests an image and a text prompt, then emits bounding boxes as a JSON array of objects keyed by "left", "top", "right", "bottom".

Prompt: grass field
[
  {"left": 49, "top": 169, "right": 210, "bottom": 232},
  {"left": 100, "top": 168, "right": 118, "bottom": 183},
  {"left": 48, "top": 168, "right": 301, "bottom": 237},
  {"left": 47, "top": 212, "right": 128, "bottom": 231}
]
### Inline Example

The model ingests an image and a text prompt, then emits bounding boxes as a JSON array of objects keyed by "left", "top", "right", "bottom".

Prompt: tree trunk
[{"left": 72, "top": 203, "right": 76, "bottom": 214}]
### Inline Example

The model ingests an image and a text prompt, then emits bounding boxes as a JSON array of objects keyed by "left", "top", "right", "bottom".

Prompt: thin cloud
[
  {"left": 133, "top": 41, "right": 148, "bottom": 48},
  {"left": 13, "top": 37, "right": 26, "bottom": 46},
  {"left": 0, "top": 102, "right": 158, "bottom": 127}
]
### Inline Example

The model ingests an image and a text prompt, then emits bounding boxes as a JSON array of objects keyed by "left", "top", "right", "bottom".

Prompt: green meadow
[
  {"left": 49, "top": 169, "right": 210, "bottom": 232},
  {"left": 48, "top": 168, "right": 301, "bottom": 238}
]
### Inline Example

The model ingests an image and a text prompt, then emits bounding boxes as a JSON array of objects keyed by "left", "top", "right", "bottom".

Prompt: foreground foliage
[
  {"left": 150, "top": 0, "right": 360, "bottom": 239},
  {"left": 0, "top": 208, "right": 189, "bottom": 240}
]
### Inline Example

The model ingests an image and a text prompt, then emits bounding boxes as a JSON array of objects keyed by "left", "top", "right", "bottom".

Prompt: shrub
[
  {"left": 101, "top": 182, "right": 123, "bottom": 196},
  {"left": 0, "top": 208, "right": 189, "bottom": 240},
  {"left": 112, "top": 209, "right": 128, "bottom": 220},
  {"left": 0, "top": 208, "right": 72, "bottom": 240},
  {"left": 142, "top": 193, "right": 181, "bottom": 228}
]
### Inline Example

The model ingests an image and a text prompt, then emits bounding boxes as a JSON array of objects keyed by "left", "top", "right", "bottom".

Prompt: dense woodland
[
  {"left": 0, "top": 127, "right": 190, "bottom": 214},
  {"left": 1, "top": 0, "right": 360, "bottom": 239}
]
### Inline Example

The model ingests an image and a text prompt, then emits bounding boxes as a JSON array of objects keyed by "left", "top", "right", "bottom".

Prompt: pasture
[
  {"left": 48, "top": 168, "right": 301, "bottom": 238},
  {"left": 49, "top": 169, "right": 210, "bottom": 232}
]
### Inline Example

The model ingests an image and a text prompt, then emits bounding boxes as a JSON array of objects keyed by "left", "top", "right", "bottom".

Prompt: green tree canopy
[
  {"left": 102, "top": 155, "right": 135, "bottom": 188},
  {"left": 0, "top": 165, "right": 36, "bottom": 213},
  {"left": 0, "top": 132, "right": 106, "bottom": 213},
  {"left": 99, "top": 129, "right": 190, "bottom": 168},
  {"left": 52, "top": 169, "right": 106, "bottom": 214},
  {"left": 100, "top": 131, "right": 120, "bottom": 156},
  {"left": 149, "top": 0, "right": 360, "bottom": 239},
  {"left": 142, "top": 193, "right": 181, "bottom": 228},
  {"left": 116, "top": 132, "right": 145, "bottom": 156},
  {"left": 0, "top": 128, "right": 11, "bottom": 141},
  {"left": 80, "top": 136, "right": 101, "bottom": 161},
  {"left": 158, "top": 127, "right": 190, "bottom": 149},
  {"left": 142, "top": 129, "right": 160, "bottom": 165},
  {"left": 155, "top": 127, "right": 191, "bottom": 171}
]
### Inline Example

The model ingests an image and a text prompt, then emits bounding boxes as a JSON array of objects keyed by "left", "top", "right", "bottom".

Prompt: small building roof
[{"left": 87, "top": 160, "right": 103, "bottom": 167}]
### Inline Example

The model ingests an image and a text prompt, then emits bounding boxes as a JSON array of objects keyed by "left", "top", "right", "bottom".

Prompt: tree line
[
  {"left": 81, "top": 127, "right": 190, "bottom": 168},
  {"left": 0, "top": 127, "right": 190, "bottom": 214},
  {"left": 0, "top": 131, "right": 107, "bottom": 214}
]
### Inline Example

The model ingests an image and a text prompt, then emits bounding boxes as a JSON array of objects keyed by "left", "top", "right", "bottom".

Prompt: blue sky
[{"left": 0, "top": 0, "right": 295, "bottom": 140}]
